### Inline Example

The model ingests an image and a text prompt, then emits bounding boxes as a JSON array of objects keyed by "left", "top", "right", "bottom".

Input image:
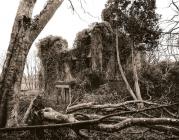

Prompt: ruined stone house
[{"left": 38, "top": 22, "right": 146, "bottom": 96}]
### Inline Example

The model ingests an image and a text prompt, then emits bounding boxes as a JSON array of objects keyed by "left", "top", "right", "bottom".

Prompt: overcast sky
[{"left": 0, "top": 0, "right": 177, "bottom": 54}]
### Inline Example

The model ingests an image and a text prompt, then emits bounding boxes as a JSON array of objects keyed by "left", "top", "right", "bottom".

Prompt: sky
[
  {"left": 0, "top": 0, "right": 177, "bottom": 55},
  {"left": 0, "top": 0, "right": 107, "bottom": 53}
]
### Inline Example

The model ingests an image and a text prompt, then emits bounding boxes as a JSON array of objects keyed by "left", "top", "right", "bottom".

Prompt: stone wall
[{"left": 38, "top": 22, "right": 146, "bottom": 95}]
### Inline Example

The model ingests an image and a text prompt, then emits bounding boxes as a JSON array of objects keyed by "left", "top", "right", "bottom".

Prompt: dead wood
[
  {"left": 22, "top": 95, "right": 38, "bottom": 124},
  {"left": 66, "top": 100, "right": 159, "bottom": 113},
  {"left": 98, "top": 102, "right": 179, "bottom": 122},
  {"left": 96, "top": 117, "right": 179, "bottom": 133},
  {"left": 1, "top": 107, "right": 179, "bottom": 137},
  {"left": 0, "top": 101, "right": 179, "bottom": 139},
  {"left": 40, "top": 105, "right": 179, "bottom": 137},
  {"left": 41, "top": 107, "right": 79, "bottom": 123}
]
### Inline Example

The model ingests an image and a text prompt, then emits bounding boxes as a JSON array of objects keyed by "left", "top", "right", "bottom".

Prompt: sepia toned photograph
[{"left": 0, "top": 0, "right": 178, "bottom": 139}]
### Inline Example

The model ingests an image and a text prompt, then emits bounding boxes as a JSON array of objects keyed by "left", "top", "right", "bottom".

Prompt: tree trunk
[
  {"left": 22, "top": 95, "right": 38, "bottom": 124},
  {"left": 131, "top": 43, "right": 144, "bottom": 108},
  {"left": 0, "top": 0, "right": 64, "bottom": 128},
  {"left": 6, "top": 79, "right": 21, "bottom": 127},
  {"left": 115, "top": 30, "right": 137, "bottom": 100}
]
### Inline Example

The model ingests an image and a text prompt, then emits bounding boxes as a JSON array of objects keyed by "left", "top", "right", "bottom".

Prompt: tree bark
[
  {"left": 115, "top": 30, "right": 137, "bottom": 100},
  {"left": 22, "top": 95, "right": 38, "bottom": 124},
  {"left": 66, "top": 100, "right": 157, "bottom": 113},
  {"left": 131, "top": 43, "right": 144, "bottom": 108},
  {"left": 39, "top": 107, "right": 179, "bottom": 137},
  {"left": 0, "top": 0, "right": 64, "bottom": 128}
]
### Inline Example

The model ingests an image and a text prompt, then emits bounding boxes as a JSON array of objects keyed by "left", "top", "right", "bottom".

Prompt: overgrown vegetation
[{"left": 0, "top": 0, "right": 179, "bottom": 140}]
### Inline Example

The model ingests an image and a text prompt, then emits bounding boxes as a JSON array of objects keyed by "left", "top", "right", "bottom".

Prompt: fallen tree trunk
[
  {"left": 39, "top": 107, "right": 179, "bottom": 136},
  {"left": 1, "top": 107, "right": 179, "bottom": 137},
  {"left": 0, "top": 117, "right": 179, "bottom": 135},
  {"left": 0, "top": 98, "right": 179, "bottom": 140},
  {"left": 41, "top": 108, "right": 79, "bottom": 123},
  {"left": 66, "top": 100, "right": 176, "bottom": 113}
]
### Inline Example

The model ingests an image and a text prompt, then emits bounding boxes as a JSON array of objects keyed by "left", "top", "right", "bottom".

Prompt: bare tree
[
  {"left": 115, "top": 30, "right": 137, "bottom": 101},
  {"left": 115, "top": 30, "right": 144, "bottom": 108},
  {"left": 0, "top": 0, "right": 65, "bottom": 128},
  {"left": 23, "top": 51, "right": 40, "bottom": 90}
]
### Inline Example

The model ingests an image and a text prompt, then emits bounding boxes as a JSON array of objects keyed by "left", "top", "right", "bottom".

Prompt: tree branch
[
  {"left": 22, "top": 95, "right": 39, "bottom": 124},
  {"left": 96, "top": 118, "right": 179, "bottom": 132},
  {"left": 0, "top": 0, "right": 37, "bottom": 88},
  {"left": 172, "top": 0, "right": 179, "bottom": 12},
  {"left": 147, "top": 125, "right": 179, "bottom": 136},
  {"left": 1, "top": 107, "right": 179, "bottom": 137},
  {"left": 98, "top": 103, "right": 179, "bottom": 122},
  {"left": 67, "top": 100, "right": 158, "bottom": 113},
  {"left": 30, "top": 0, "right": 64, "bottom": 41}
]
